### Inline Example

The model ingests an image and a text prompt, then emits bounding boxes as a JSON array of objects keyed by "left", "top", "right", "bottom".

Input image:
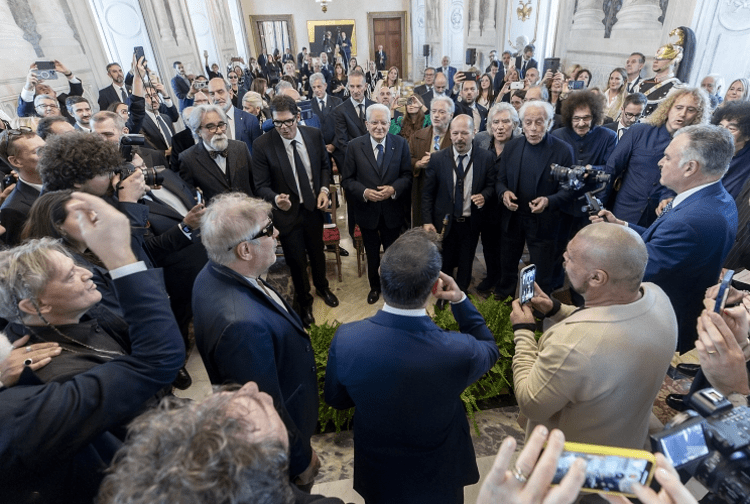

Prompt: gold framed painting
[{"left": 307, "top": 20, "right": 357, "bottom": 61}]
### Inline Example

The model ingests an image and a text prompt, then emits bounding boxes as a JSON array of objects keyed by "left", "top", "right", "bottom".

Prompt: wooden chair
[{"left": 323, "top": 185, "right": 343, "bottom": 282}]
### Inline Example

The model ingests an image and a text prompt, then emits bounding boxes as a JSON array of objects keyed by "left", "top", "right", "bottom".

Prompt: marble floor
[{"left": 175, "top": 195, "right": 704, "bottom": 502}]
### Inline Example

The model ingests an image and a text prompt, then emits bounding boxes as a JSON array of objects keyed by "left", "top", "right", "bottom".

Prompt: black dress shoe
[
  {"left": 476, "top": 277, "right": 497, "bottom": 292},
  {"left": 665, "top": 393, "right": 688, "bottom": 412},
  {"left": 301, "top": 306, "right": 315, "bottom": 328},
  {"left": 338, "top": 247, "right": 350, "bottom": 256},
  {"left": 367, "top": 290, "right": 380, "bottom": 304},
  {"left": 316, "top": 288, "right": 340, "bottom": 307},
  {"left": 675, "top": 363, "right": 701, "bottom": 378},
  {"left": 172, "top": 367, "right": 192, "bottom": 390},
  {"left": 435, "top": 298, "right": 449, "bottom": 311}
]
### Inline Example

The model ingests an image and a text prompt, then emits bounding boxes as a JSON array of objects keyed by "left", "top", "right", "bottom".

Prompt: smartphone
[
  {"left": 196, "top": 187, "right": 204, "bottom": 205},
  {"left": 134, "top": 46, "right": 145, "bottom": 63},
  {"left": 543, "top": 57, "right": 560, "bottom": 76},
  {"left": 552, "top": 442, "right": 656, "bottom": 497},
  {"left": 34, "top": 61, "right": 58, "bottom": 80},
  {"left": 510, "top": 81, "right": 525, "bottom": 90},
  {"left": 519, "top": 264, "right": 536, "bottom": 304},
  {"left": 714, "top": 269, "right": 735, "bottom": 313},
  {"left": 568, "top": 80, "right": 585, "bottom": 90}
]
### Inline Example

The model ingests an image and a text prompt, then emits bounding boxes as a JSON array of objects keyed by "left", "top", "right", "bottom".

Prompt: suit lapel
[
  {"left": 272, "top": 131, "right": 299, "bottom": 196},
  {"left": 197, "top": 142, "right": 231, "bottom": 189},
  {"left": 381, "top": 135, "right": 395, "bottom": 181},
  {"left": 258, "top": 278, "right": 307, "bottom": 334}
]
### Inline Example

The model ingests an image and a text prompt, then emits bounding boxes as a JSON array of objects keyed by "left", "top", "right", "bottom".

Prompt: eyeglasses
[
  {"left": 202, "top": 122, "right": 228, "bottom": 133},
  {"left": 227, "top": 220, "right": 275, "bottom": 250},
  {"left": 272, "top": 118, "right": 296, "bottom": 128},
  {"left": 622, "top": 111, "right": 642, "bottom": 120},
  {"left": 572, "top": 115, "right": 593, "bottom": 124},
  {"left": 35, "top": 103, "right": 59, "bottom": 110},
  {"left": 229, "top": 75, "right": 238, "bottom": 79}
]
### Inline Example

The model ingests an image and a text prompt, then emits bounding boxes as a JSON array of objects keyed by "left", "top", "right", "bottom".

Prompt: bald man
[{"left": 509, "top": 223, "right": 677, "bottom": 449}]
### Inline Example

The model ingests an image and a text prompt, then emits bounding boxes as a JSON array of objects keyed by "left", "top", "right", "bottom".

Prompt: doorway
[{"left": 368, "top": 12, "right": 407, "bottom": 79}]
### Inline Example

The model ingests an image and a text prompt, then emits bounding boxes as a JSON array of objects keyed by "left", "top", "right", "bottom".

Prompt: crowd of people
[{"left": 0, "top": 21, "right": 749, "bottom": 504}]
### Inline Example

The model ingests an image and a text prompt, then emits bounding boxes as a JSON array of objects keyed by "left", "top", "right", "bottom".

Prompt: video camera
[
  {"left": 550, "top": 164, "right": 611, "bottom": 216},
  {"left": 651, "top": 388, "right": 750, "bottom": 503},
  {"left": 117, "top": 134, "right": 164, "bottom": 187}
]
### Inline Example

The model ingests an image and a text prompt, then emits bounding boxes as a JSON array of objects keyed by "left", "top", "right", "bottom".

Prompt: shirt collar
[
  {"left": 453, "top": 146, "right": 472, "bottom": 159},
  {"left": 351, "top": 97, "right": 364, "bottom": 108},
  {"left": 281, "top": 128, "right": 303, "bottom": 148},
  {"left": 672, "top": 180, "right": 721, "bottom": 209},
  {"left": 382, "top": 303, "right": 428, "bottom": 317},
  {"left": 370, "top": 135, "right": 386, "bottom": 150}
]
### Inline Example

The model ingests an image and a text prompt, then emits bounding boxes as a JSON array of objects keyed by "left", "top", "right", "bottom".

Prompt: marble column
[
  {"left": 167, "top": 0, "right": 189, "bottom": 44},
  {"left": 0, "top": 1, "right": 38, "bottom": 64},
  {"left": 26, "top": 0, "right": 85, "bottom": 58},
  {"left": 468, "top": 0, "right": 482, "bottom": 40},
  {"left": 152, "top": 0, "right": 175, "bottom": 44},
  {"left": 482, "top": 0, "right": 497, "bottom": 38},
  {"left": 611, "top": 0, "right": 662, "bottom": 33},
  {"left": 571, "top": 0, "right": 605, "bottom": 35}
]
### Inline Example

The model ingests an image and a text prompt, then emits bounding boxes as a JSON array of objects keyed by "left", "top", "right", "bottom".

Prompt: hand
[
  {"left": 53, "top": 60, "right": 72, "bottom": 77},
  {"left": 542, "top": 69, "right": 554, "bottom": 84},
  {"left": 25, "top": 70, "right": 39, "bottom": 91},
  {"left": 0, "top": 335, "right": 61, "bottom": 388},
  {"left": 153, "top": 82, "right": 166, "bottom": 95},
  {"left": 0, "top": 183, "right": 16, "bottom": 206},
  {"left": 416, "top": 152, "right": 431, "bottom": 169},
  {"left": 377, "top": 185, "right": 395, "bottom": 199},
  {"left": 325, "top": 143, "right": 335, "bottom": 153},
  {"left": 275, "top": 193, "right": 292, "bottom": 211},
  {"left": 655, "top": 197, "right": 673, "bottom": 217},
  {"left": 705, "top": 282, "right": 745, "bottom": 307},
  {"left": 510, "top": 299, "right": 536, "bottom": 325},
  {"left": 68, "top": 191, "right": 138, "bottom": 270},
  {"left": 589, "top": 209, "right": 626, "bottom": 225},
  {"left": 423, "top": 223, "right": 437, "bottom": 233},
  {"left": 114, "top": 169, "right": 147, "bottom": 203},
  {"left": 529, "top": 282, "right": 554, "bottom": 315},
  {"left": 317, "top": 191, "right": 329, "bottom": 210},
  {"left": 477, "top": 426, "right": 586, "bottom": 504},
  {"left": 529, "top": 196, "right": 549, "bottom": 214},
  {"left": 695, "top": 309, "right": 750, "bottom": 395},
  {"left": 454, "top": 72, "right": 466, "bottom": 84},
  {"left": 471, "top": 194, "right": 485, "bottom": 207},
  {"left": 604, "top": 453, "right": 696, "bottom": 504},
  {"left": 364, "top": 188, "right": 381, "bottom": 202},
  {"left": 203, "top": 50, "right": 208, "bottom": 58},
  {"left": 183, "top": 203, "right": 206, "bottom": 229},
  {"left": 503, "top": 190, "right": 519, "bottom": 211},
  {"left": 501, "top": 82, "right": 511, "bottom": 95},
  {"left": 294, "top": 449, "right": 321, "bottom": 486},
  {"left": 432, "top": 271, "right": 464, "bottom": 303}
]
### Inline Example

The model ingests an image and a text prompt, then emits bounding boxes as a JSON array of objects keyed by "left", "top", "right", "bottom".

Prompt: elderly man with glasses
[{"left": 178, "top": 104, "right": 254, "bottom": 202}]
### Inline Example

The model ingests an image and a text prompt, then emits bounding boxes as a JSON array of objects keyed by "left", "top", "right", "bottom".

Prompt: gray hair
[
  {"left": 181, "top": 106, "right": 194, "bottom": 122},
  {"left": 241, "top": 91, "right": 263, "bottom": 109},
  {"left": 309, "top": 72, "right": 326, "bottom": 87},
  {"left": 91, "top": 111, "right": 125, "bottom": 131},
  {"left": 704, "top": 73, "right": 724, "bottom": 94},
  {"left": 486, "top": 102, "right": 520, "bottom": 133},
  {"left": 526, "top": 84, "right": 549, "bottom": 102},
  {"left": 200, "top": 192, "right": 272, "bottom": 266},
  {"left": 187, "top": 105, "right": 228, "bottom": 139},
  {"left": 519, "top": 100, "right": 555, "bottom": 132},
  {"left": 275, "top": 80, "right": 293, "bottom": 95},
  {"left": 0, "top": 238, "right": 71, "bottom": 324},
  {"left": 674, "top": 124, "right": 735, "bottom": 178},
  {"left": 380, "top": 229, "right": 442, "bottom": 309},
  {"left": 34, "top": 94, "right": 58, "bottom": 109},
  {"left": 365, "top": 103, "right": 391, "bottom": 122},
  {"left": 430, "top": 95, "right": 455, "bottom": 116}
]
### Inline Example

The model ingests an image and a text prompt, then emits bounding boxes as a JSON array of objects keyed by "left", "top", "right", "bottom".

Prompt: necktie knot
[{"left": 209, "top": 149, "right": 228, "bottom": 159}]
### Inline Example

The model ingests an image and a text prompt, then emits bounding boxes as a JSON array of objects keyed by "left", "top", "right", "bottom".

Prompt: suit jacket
[
  {"left": 252, "top": 126, "right": 331, "bottom": 235},
  {"left": 342, "top": 133, "right": 412, "bottom": 230},
  {"left": 97, "top": 83, "right": 131, "bottom": 111},
  {"left": 325, "top": 298, "right": 499, "bottom": 502},
  {"left": 413, "top": 83, "right": 431, "bottom": 97},
  {"left": 0, "top": 179, "right": 40, "bottom": 246},
  {"left": 179, "top": 139, "right": 254, "bottom": 202},
  {"left": 140, "top": 104, "right": 179, "bottom": 152},
  {"left": 515, "top": 56, "right": 538, "bottom": 79},
  {"left": 602, "top": 121, "right": 618, "bottom": 132},
  {"left": 420, "top": 89, "right": 446, "bottom": 112},
  {"left": 422, "top": 146, "right": 495, "bottom": 233},
  {"left": 193, "top": 261, "right": 319, "bottom": 478},
  {"left": 453, "top": 100, "right": 488, "bottom": 133},
  {"left": 311, "top": 94, "right": 343, "bottom": 144},
  {"left": 495, "top": 134, "right": 574, "bottom": 235},
  {"left": 169, "top": 127, "right": 197, "bottom": 173},
  {"left": 171, "top": 75, "right": 192, "bottom": 111},
  {"left": 228, "top": 106, "right": 261, "bottom": 155},
  {"left": 437, "top": 66, "right": 458, "bottom": 89},
  {"left": 631, "top": 182, "right": 738, "bottom": 353},
  {"left": 0, "top": 269, "right": 183, "bottom": 504},
  {"left": 375, "top": 50, "right": 387, "bottom": 70},
  {"left": 332, "top": 98, "right": 375, "bottom": 170}
]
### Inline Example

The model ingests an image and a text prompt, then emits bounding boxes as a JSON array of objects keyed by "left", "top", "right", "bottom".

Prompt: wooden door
[{"left": 372, "top": 17, "right": 402, "bottom": 76}]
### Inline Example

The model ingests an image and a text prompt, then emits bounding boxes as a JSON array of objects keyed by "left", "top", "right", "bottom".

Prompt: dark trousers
[
  {"left": 360, "top": 215, "right": 401, "bottom": 291},
  {"left": 495, "top": 213, "right": 557, "bottom": 299},
  {"left": 442, "top": 218, "right": 480, "bottom": 292},
  {"left": 480, "top": 202, "right": 502, "bottom": 285},
  {"left": 279, "top": 207, "right": 329, "bottom": 308}
]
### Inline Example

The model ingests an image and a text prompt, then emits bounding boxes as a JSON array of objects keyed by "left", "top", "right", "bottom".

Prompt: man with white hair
[
  {"left": 495, "top": 100, "right": 574, "bottom": 299},
  {"left": 178, "top": 104, "right": 254, "bottom": 202},
  {"left": 309, "top": 72, "right": 342, "bottom": 151},
  {"left": 701, "top": 73, "right": 724, "bottom": 109}
]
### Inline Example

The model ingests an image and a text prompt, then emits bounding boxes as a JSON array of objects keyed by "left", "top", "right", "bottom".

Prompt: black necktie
[
  {"left": 522, "top": 60, "right": 527, "bottom": 77},
  {"left": 209, "top": 149, "right": 228, "bottom": 159},
  {"left": 358, "top": 104, "right": 366, "bottom": 127},
  {"left": 120, "top": 87, "right": 128, "bottom": 103},
  {"left": 376, "top": 143, "right": 384, "bottom": 172},
  {"left": 454, "top": 154, "right": 467, "bottom": 218},
  {"left": 156, "top": 115, "right": 172, "bottom": 145},
  {"left": 319, "top": 98, "right": 325, "bottom": 109},
  {"left": 292, "top": 140, "right": 315, "bottom": 211}
]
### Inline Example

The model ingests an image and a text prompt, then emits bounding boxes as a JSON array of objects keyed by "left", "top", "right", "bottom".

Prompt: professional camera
[
  {"left": 117, "top": 134, "right": 164, "bottom": 187},
  {"left": 550, "top": 164, "right": 611, "bottom": 192},
  {"left": 651, "top": 388, "right": 750, "bottom": 504},
  {"left": 119, "top": 133, "right": 145, "bottom": 163}
]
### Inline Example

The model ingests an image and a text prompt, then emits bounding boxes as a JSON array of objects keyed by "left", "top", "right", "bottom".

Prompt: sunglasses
[{"left": 227, "top": 220, "right": 275, "bottom": 250}]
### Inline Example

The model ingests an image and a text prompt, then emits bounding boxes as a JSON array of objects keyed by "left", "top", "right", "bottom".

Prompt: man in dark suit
[
  {"left": 594, "top": 125, "right": 738, "bottom": 353},
  {"left": 420, "top": 72, "right": 450, "bottom": 113},
  {"left": 252, "top": 95, "right": 339, "bottom": 327},
  {"left": 98, "top": 62, "right": 132, "bottom": 111},
  {"left": 325, "top": 229, "right": 499, "bottom": 503},
  {"left": 422, "top": 115, "right": 495, "bottom": 306},
  {"left": 180, "top": 104, "right": 254, "bottom": 202},
  {"left": 601, "top": 92, "right": 647, "bottom": 143},
  {"left": 66, "top": 96, "right": 93, "bottom": 132},
  {"left": 375, "top": 45, "right": 387, "bottom": 71},
  {"left": 141, "top": 84, "right": 180, "bottom": 156},
  {"left": 193, "top": 193, "right": 321, "bottom": 490},
  {"left": 309, "top": 72, "right": 342, "bottom": 150},
  {"left": 207, "top": 77, "right": 261, "bottom": 155},
  {"left": 493, "top": 50, "right": 513, "bottom": 95},
  {"left": 342, "top": 103, "right": 412, "bottom": 304},
  {"left": 170, "top": 61, "right": 192, "bottom": 112},
  {"left": 495, "top": 101, "right": 574, "bottom": 299},
  {"left": 332, "top": 70, "right": 376, "bottom": 171},
  {"left": 451, "top": 78, "right": 488, "bottom": 133},
  {"left": 0, "top": 129, "right": 45, "bottom": 245},
  {"left": 515, "top": 44, "right": 538, "bottom": 79},
  {"left": 297, "top": 47, "right": 308, "bottom": 69},
  {"left": 437, "top": 56, "right": 458, "bottom": 90},
  {"left": 413, "top": 67, "right": 436, "bottom": 97}
]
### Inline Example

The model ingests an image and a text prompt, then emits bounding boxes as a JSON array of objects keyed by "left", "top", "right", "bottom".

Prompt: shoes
[
  {"left": 675, "top": 363, "right": 701, "bottom": 378},
  {"left": 326, "top": 245, "right": 349, "bottom": 256},
  {"left": 316, "top": 288, "right": 340, "bottom": 307},
  {"left": 367, "top": 290, "right": 380, "bottom": 304},
  {"left": 476, "top": 277, "right": 497, "bottom": 292},
  {"left": 665, "top": 393, "right": 688, "bottom": 412},
  {"left": 172, "top": 367, "right": 192, "bottom": 390},
  {"left": 301, "top": 306, "right": 315, "bottom": 328},
  {"left": 435, "top": 298, "right": 449, "bottom": 311}
]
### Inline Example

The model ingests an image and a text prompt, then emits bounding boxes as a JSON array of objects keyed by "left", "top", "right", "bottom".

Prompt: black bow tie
[{"left": 209, "top": 149, "right": 228, "bottom": 159}]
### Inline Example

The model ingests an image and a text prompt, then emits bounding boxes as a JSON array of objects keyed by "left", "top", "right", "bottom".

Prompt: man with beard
[
  {"left": 207, "top": 77, "right": 261, "bottom": 155},
  {"left": 179, "top": 104, "right": 254, "bottom": 202},
  {"left": 140, "top": 83, "right": 179, "bottom": 157},
  {"left": 66, "top": 96, "right": 94, "bottom": 132},
  {"left": 98, "top": 62, "right": 133, "bottom": 111}
]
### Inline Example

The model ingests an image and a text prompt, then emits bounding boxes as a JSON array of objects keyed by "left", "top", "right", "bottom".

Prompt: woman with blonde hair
[
  {"left": 603, "top": 68, "right": 628, "bottom": 121},
  {"left": 723, "top": 78, "right": 750, "bottom": 104},
  {"left": 373, "top": 66, "right": 401, "bottom": 100}
]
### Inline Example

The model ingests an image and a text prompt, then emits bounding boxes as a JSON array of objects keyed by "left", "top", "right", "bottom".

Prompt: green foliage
[{"left": 310, "top": 295, "right": 534, "bottom": 434}]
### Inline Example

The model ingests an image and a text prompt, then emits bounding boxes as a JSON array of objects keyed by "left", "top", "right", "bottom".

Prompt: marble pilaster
[
  {"left": 0, "top": 1, "right": 38, "bottom": 64},
  {"left": 610, "top": 0, "right": 663, "bottom": 34},
  {"left": 571, "top": 0, "right": 605, "bottom": 34},
  {"left": 482, "top": 0, "right": 497, "bottom": 38},
  {"left": 167, "top": 0, "right": 189, "bottom": 44},
  {"left": 26, "top": 0, "right": 85, "bottom": 60},
  {"left": 468, "top": 0, "right": 482, "bottom": 40},
  {"left": 152, "top": 0, "right": 175, "bottom": 44}
]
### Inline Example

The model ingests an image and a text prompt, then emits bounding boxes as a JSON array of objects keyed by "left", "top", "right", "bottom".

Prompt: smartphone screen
[
  {"left": 568, "top": 80, "right": 585, "bottom": 90},
  {"left": 552, "top": 442, "right": 655, "bottom": 497},
  {"left": 519, "top": 264, "right": 536, "bottom": 304},
  {"left": 134, "top": 46, "right": 145, "bottom": 62},
  {"left": 714, "top": 269, "right": 735, "bottom": 313}
]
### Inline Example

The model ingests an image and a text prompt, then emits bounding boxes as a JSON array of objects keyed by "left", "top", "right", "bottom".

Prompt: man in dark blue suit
[
  {"left": 193, "top": 193, "right": 321, "bottom": 491},
  {"left": 325, "top": 229, "right": 499, "bottom": 504},
  {"left": 422, "top": 115, "right": 495, "bottom": 303},
  {"left": 309, "top": 72, "right": 342, "bottom": 151},
  {"left": 342, "top": 103, "right": 412, "bottom": 304},
  {"left": 595, "top": 125, "right": 738, "bottom": 353},
  {"left": 208, "top": 78, "right": 261, "bottom": 155},
  {"left": 437, "top": 56, "right": 458, "bottom": 90},
  {"left": 170, "top": 61, "right": 192, "bottom": 112},
  {"left": 515, "top": 45, "right": 538, "bottom": 80}
]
